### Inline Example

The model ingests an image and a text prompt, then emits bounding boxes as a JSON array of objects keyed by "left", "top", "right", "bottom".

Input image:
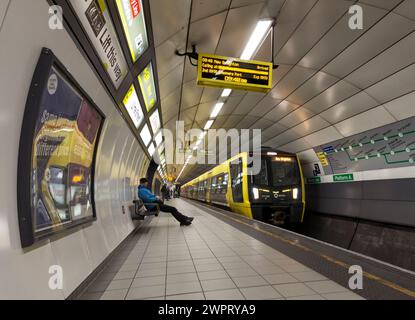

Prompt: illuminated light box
[
  {"left": 17, "top": 48, "right": 104, "bottom": 248},
  {"left": 155, "top": 131, "right": 163, "bottom": 146},
  {"left": 150, "top": 109, "right": 161, "bottom": 134},
  {"left": 140, "top": 124, "right": 152, "bottom": 146},
  {"left": 116, "top": 0, "right": 149, "bottom": 62},
  {"left": 148, "top": 143, "right": 156, "bottom": 157},
  {"left": 197, "top": 53, "right": 272, "bottom": 93},
  {"left": 138, "top": 62, "right": 158, "bottom": 111},
  {"left": 123, "top": 85, "right": 144, "bottom": 128},
  {"left": 69, "top": 0, "right": 128, "bottom": 88}
]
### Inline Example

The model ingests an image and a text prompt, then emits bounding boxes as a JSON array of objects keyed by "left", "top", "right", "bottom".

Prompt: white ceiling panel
[
  {"left": 231, "top": 0, "right": 267, "bottom": 8},
  {"left": 264, "top": 100, "right": 297, "bottom": 121},
  {"left": 280, "top": 138, "right": 312, "bottom": 153},
  {"left": 268, "top": 66, "right": 316, "bottom": 100},
  {"left": 248, "top": 95, "right": 281, "bottom": 117},
  {"left": 191, "top": 0, "right": 231, "bottom": 23},
  {"left": 194, "top": 102, "right": 215, "bottom": 125},
  {"left": 364, "top": 63, "right": 415, "bottom": 103},
  {"left": 200, "top": 87, "right": 223, "bottom": 104},
  {"left": 151, "top": 0, "right": 191, "bottom": 47},
  {"left": 298, "top": 3, "right": 387, "bottom": 70},
  {"left": 273, "top": 0, "right": 318, "bottom": 55},
  {"left": 159, "top": 65, "right": 183, "bottom": 100},
  {"left": 179, "top": 107, "right": 198, "bottom": 127},
  {"left": 335, "top": 106, "right": 396, "bottom": 137},
  {"left": 232, "top": 93, "right": 261, "bottom": 115},
  {"left": 304, "top": 126, "right": 344, "bottom": 147},
  {"left": 212, "top": 115, "right": 228, "bottom": 129},
  {"left": 155, "top": 28, "right": 187, "bottom": 79},
  {"left": 216, "top": 3, "right": 264, "bottom": 57},
  {"left": 303, "top": 80, "right": 360, "bottom": 114},
  {"left": 394, "top": 0, "right": 415, "bottom": 20},
  {"left": 223, "top": 115, "right": 246, "bottom": 129},
  {"left": 238, "top": 116, "right": 258, "bottom": 129},
  {"left": 383, "top": 91, "right": 415, "bottom": 121},
  {"left": 288, "top": 71, "right": 338, "bottom": 105},
  {"left": 345, "top": 31, "right": 415, "bottom": 89},
  {"left": 360, "top": 0, "right": 403, "bottom": 10},
  {"left": 297, "top": 148, "right": 320, "bottom": 163},
  {"left": 262, "top": 122, "right": 289, "bottom": 141},
  {"left": 221, "top": 96, "right": 246, "bottom": 116},
  {"left": 323, "top": 12, "right": 415, "bottom": 78},
  {"left": 181, "top": 81, "right": 204, "bottom": 110},
  {"left": 276, "top": 0, "right": 350, "bottom": 65},
  {"left": 320, "top": 91, "right": 378, "bottom": 124},
  {"left": 250, "top": 117, "right": 275, "bottom": 130},
  {"left": 291, "top": 115, "right": 330, "bottom": 137},
  {"left": 161, "top": 90, "right": 181, "bottom": 123},
  {"left": 264, "top": 128, "right": 303, "bottom": 147},
  {"left": 279, "top": 106, "right": 314, "bottom": 128}
]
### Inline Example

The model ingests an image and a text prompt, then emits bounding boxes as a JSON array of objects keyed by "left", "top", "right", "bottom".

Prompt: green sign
[
  {"left": 307, "top": 177, "right": 321, "bottom": 184},
  {"left": 333, "top": 174, "right": 354, "bottom": 182}
]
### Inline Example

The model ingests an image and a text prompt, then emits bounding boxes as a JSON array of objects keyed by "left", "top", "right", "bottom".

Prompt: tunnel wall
[{"left": 0, "top": 0, "right": 149, "bottom": 299}]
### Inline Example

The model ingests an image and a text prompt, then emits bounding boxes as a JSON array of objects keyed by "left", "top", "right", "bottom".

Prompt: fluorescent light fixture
[
  {"left": 267, "top": 152, "right": 278, "bottom": 156},
  {"left": 293, "top": 188, "right": 299, "bottom": 200},
  {"left": 240, "top": 20, "right": 273, "bottom": 60},
  {"left": 221, "top": 89, "right": 232, "bottom": 97},
  {"left": 155, "top": 132, "right": 163, "bottom": 146},
  {"left": 148, "top": 143, "right": 156, "bottom": 157},
  {"left": 140, "top": 124, "right": 152, "bottom": 147},
  {"left": 253, "top": 187, "right": 259, "bottom": 200},
  {"left": 210, "top": 102, "right": 224, "bottom": 118},
  {"left": 204, "top": 120, "right": 214, "bottom": 130}
]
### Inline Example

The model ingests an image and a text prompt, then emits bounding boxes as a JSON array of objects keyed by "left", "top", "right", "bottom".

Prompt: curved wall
[{"left": 0, "top": 0, "right": 148, "bottom": 299}]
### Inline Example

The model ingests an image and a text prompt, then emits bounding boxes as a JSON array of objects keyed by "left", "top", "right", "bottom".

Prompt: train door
[{"left": 230, "top": 158, "right": 244, "bottom": 203}]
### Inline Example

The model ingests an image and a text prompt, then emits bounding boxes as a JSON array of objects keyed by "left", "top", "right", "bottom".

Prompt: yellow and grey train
[{"left": 181, "top": 149, "right": 306, "bottom": 224}]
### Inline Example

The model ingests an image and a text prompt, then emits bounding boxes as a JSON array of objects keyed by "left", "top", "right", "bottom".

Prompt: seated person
[{"left": 138, "top": 178, "right": 194, "bottom": 226}]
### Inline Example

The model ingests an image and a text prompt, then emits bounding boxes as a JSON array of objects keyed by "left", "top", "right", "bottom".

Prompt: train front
[{"left": 248, "top": 151, "right": 305, "bottom": 225}]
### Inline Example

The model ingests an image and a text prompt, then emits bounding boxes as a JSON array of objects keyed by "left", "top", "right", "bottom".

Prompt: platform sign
[
  {"left": 197, "top": 54, "right": 272, "bottom": 93},
  {"left": 307, "top": 177, "right": 321, "bottom": 184},
  {"left": 333, "top": 174, "right": 354, "bottom": 182}
]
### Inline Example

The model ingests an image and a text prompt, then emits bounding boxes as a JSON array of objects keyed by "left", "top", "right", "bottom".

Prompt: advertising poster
[
  {"left": 149, "top": 109, "right": 161, "bottom": 134},
  {"left": 70, "top": 0, "right": 128, "bottom": 88},
  {"left": 138, "top": 62, "right": 157, "bottom": 111},
  {"left": 123, "top": 85, "right": 144, "bottom": 128},
  {"left": 116, "top": 0, "right": 149, "bottom": 62},
  {"left": 32, "top": 67, "right": 103, "bottom": 233}
]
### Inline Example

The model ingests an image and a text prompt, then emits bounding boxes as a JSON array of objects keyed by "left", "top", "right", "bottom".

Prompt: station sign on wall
[
  {"left": 116, "top": 0, "right": 149, "bottom": 62},
  {"left": 197, "top": 54, "right": 273, "bottom": 93},
  {"left": 70, "top": 0, "right": 128, "bottom": 88}
]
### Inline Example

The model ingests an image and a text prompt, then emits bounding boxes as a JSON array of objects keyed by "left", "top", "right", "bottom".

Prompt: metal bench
[{"left": 130, "top": 199, "right": 160, "bottom": 221}]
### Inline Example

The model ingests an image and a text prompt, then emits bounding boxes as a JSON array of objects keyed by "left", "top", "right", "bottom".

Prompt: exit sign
[{"left": 333, "top": 174, "right": 354, "bottom": 182}]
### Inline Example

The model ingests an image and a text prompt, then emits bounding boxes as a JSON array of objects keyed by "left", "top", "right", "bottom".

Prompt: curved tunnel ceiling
[{"left": 150, "top": 0, "right": 415, "bottom": 183}]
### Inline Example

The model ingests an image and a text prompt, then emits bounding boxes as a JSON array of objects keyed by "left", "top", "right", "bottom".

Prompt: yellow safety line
[{"left": 206, "top": 206, "right": 415, "bottom": 299}]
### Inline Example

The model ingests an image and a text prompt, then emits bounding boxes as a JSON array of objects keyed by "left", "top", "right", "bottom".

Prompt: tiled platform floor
[{"left": 79, "top": 199, "right": 364, "bottom": 300}]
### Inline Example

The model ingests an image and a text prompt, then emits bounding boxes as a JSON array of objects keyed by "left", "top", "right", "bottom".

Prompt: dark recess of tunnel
[{"left": 288, "top": 211, "right": 415, "bottom": 272}]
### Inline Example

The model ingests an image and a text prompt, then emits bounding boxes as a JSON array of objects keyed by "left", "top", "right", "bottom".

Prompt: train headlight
[
  {"left": 253, "top": 187, "right": 260, "bottom": 200},
  {"left": 292, "top": 188, "right": 299, "bottom": 200}
]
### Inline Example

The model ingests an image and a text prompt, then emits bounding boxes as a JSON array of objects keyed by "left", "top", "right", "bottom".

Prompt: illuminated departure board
[{"left": 197, "top": 54, "right": 272, "bottom": 93}]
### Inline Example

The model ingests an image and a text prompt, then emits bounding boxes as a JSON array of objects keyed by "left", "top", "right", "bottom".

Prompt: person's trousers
[{"left": 159, "top": 204, "right": 188, "bottom": 223}]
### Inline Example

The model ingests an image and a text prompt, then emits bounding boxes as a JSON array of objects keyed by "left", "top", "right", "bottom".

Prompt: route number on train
[{"left": 197, "top": 54, "right": 273, "bottom": 93}]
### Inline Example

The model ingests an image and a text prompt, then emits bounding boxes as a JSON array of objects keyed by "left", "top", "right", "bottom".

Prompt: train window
[
  {"left": 270, "top": 157, "right": 300, "bottom": 187},
  {"left": 230, "top": 158, "right": 243, "bottom": 202},
  {"left": 222, "top": 174, "right": 228, "bottom": 194},
  {"left": 211, "top": 176, "right": 217, "bottom": 193},
  {"left": 251, "top": 158, "right": 268, "bottom": 186}
]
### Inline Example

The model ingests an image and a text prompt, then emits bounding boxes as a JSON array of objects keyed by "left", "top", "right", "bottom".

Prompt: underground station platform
[{"left": 77, "top": 199, "right": 414, "bottom": 301}]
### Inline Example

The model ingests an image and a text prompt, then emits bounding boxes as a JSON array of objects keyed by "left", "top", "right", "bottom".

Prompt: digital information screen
[
  {"left": 138, "top": 62, "right": 158, "bottom": 111},
  {"left": 116, "top": 0, "right": 149, "bottom": 62},
  {"left": 123, "top": 85, "right": 144, "bottom": 129},
  {"left": 18, "top": 48, "right": 104, "bottom": 248},
  {"left": 70, "top": 0, "right": 128, "bottom": 88},
  {"left": 197, "top": 54, "right": 273, "bottom": 93}
]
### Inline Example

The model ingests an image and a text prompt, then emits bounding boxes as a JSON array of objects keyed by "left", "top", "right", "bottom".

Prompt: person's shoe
[
  {"left": 180, "top": 218, "right": 193, "bottom": 226},
  {"left": 187, "top": 217, "right": 194, "bottom": 223}
]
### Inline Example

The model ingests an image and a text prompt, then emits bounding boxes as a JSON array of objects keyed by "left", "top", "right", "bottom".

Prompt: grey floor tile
[
  {"left": 167, "top": 265, "right": 196, "bottom": 275},
  {"left": 197, "top": 270, "right": 230, "bottom": 281},
  {"left": 107, "top": 279, "right": 133, "bottom": 291},
  {"left": 139, "top": 262, "right": 166, "bottom": 270},
  {"left": 253, "top": 265, "right": 286, "bottom": 275},
  {"left": 167, "top": 273, "right": 199, "bottom": 284},
  {"left": 205, "top": 289, "right": 245, "bottom": 300},
  {"left": 201, "top": 278, "right": 236, "bottom": 292},
  {"left": 305, "top": 280, "right": 349, "bottom": 294},
  {"left": 195, "top": 263, "right": 224, "bottom": 272},
  {"left": 193, "top": 258, "right": 219, "bottom": 265},
  {"left": 144, "top": 296, "right": 166, "bottom": 300},
  {"left": 126, "top": 285, "right": 166, "bottom": 300},
  {"left": 232, "top": 275, "right": 268, "bottom": 288},
  {"left": 136, "top": 267, "right": 166, "bottom": 277},
  {"left": 87, "top": 280, "right": 110, "bottom": 293},
  {"left": 263, "top": 273, "right": 299, "bottom": 285},
  {"left": 226, "top": 268, "right": 258, "bottom": 278},
  {"left": 166, "top": 292, "right": 205, "bottom": 300},
  {"left": 279, "top": 264, "right": 313, "bottom": 273},
  {"left": 168, "top": 260, "right": 194, "bottom": 268},
  {"left": 100, "top": 289, "right": 128, "bottom": 300},
  {"left": 240, "top": 285, "right": 282, "bottom": 300},
  {"left": 287, "top": 295, "right": 325, "bottom": 300},
  {"left": 273, "top": 283, "right": 317, "bottom": 298},
  {"left": 79, "top": 292, "right": 103, "bottom": 300},
  {"left": 141, "top": 257, "right": 167, "bottom": 264},
  {"left": 322, "top": 291, "right": 365, "bottom": 300},
  {"left": 131, "top": 276, "right": 165, "bottom": 288},
  {"left": 290, "top": 271, "right": 327, "bottom": 282},
  {"left": 113, "top": 271, "right": 137, "bottom": 280},
  {"left": 166, "top": 281, "right": 202, "bottom": 296}
]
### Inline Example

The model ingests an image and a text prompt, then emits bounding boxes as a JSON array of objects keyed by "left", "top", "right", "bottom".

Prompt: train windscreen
[{"left": 270, "top": 156, "right": 300, "bottom": 187}]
